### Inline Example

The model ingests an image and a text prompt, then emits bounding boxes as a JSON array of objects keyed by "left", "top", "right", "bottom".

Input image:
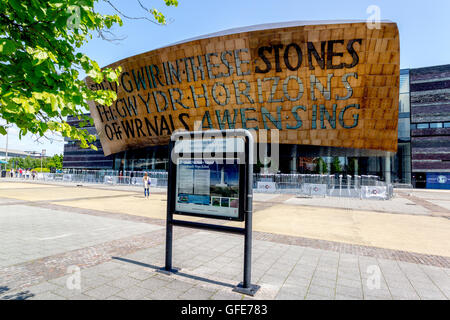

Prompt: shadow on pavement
[
  {"left": 112, "top": 256, "right": 235, "bottom": 289},
  {"left": 0, "top": 286, "right": 34, "bottom": 300}
]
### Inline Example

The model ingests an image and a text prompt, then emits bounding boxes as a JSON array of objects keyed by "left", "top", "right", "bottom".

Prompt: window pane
[
  {"left": 411, "top": 124, "right": 417, "bottom": 130},
  {"left": 417, "top": 123, "right": 429, "bottom": 129},
  {"left": 429, "top": 123, "right": 443, "bottom": 128},
  {"left": 400, "top": 70, "right": 410, "bottom": 93},
  {"left": 398, "top": 118, "right": 410, "bottom": 139},
  {"left": 399, "top": 93, "right": 410, "bottom": 113},
  {"left": 444, "top": 122, "right": 450, "bottom": 128}
]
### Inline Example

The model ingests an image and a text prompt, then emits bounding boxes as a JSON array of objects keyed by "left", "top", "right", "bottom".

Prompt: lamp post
[
  {"left": 41, "top": 149, "right": 46, "bottom": 174},
  {"left": 2, "top": 125, "right": 10, "bottom": 172},
  {"left": 5, "top": 126, "right": 8, "bottom": 171}
]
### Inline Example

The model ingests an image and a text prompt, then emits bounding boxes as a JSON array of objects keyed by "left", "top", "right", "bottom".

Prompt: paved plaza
[{"left": 0, "top": 181, "right": 449, "bottom": 300}]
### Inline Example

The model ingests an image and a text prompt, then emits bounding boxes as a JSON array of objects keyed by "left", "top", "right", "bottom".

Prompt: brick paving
[
  {"left": 20, "top": 198, "right": 450, "bottom": 268},
  {"left": 1, "top": 232, "right": 449, "bottom": 300},
  {"left": 396, "top": 191, "right": 450, "bottom": 218},
  {"left": 0, "top": 183, "right": 449, "bottom": 300}
]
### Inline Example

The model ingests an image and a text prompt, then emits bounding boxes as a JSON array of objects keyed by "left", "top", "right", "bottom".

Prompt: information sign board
[
  {"left": 175, "top": 158, "right": 241, "bottom": 219},
  {"left": 172, "top": 137, "right": 246, "bottom": 221}
]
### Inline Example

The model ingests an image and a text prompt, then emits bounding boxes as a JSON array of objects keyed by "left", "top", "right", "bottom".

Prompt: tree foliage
[
  {"left": 0, "top": 0, "right": 178, "bottom": 149},
  {"left": 7, "top": 154, "right": 63, "bottom": 170},
  {"left": 347, "top": 157, "right": 359, "bottom": 175},
  {"left": 330, "top": 156, "right": 342, "bottom": 174},
  {"left": 314, "top": 157, "right": 328, "bottom": 174}
]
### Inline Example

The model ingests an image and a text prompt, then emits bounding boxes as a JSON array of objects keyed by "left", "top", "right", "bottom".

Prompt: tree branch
[{"left": 103, "top": 0, "right": 161, "bottom": 24}]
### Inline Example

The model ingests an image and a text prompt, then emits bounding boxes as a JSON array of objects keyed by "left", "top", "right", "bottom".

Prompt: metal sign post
[{"left": 161, "top": 129, "right": 260, "bottom": 296}]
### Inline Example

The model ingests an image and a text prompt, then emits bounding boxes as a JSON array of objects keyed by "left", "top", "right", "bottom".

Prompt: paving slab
[{"left": 0, "top": 204, "right": 162, "bottom": 267}]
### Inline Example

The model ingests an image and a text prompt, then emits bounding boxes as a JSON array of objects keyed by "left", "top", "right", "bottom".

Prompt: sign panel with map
[
  {"left": 175, "top": 158, "right": 242, "bottom": 220},
  {"left": 170, "top": 134, "right": 247, "bottom": 221}
]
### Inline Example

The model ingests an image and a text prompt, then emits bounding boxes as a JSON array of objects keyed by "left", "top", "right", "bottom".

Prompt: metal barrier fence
[
  {"left": 4, "top": 170, "right": 393, "bottom": 200},
  {"left": 39, "top": 170, "right": 169, "bottom": 188},
  {"left": 253, "top": 174, "right": 394, "bottom": 200}
]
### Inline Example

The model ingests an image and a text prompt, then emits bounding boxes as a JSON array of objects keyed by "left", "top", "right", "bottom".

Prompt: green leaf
[
  {"left": 151, "top": 9, "right": 166, "bottom": 24},
  {"left": 0, "top": 39, "right": 17, "bottom": 55},
  {"left": 0, "top": 0, "right": 176, "bottom": 149},
  {"left": 164, "top": 0, "right": 179, "bottom": 7},
  {"left": 87, "top": 68, "right": 104, "bottom": 83},
  {"left": 104, "top": 68, "right": 119, "bottom": 82},
  {"left": 50, "top": 95, "right": 58, "bottom": 111},
  {"left": 23, "top": 102, "right": 36, "bottom": 113}
]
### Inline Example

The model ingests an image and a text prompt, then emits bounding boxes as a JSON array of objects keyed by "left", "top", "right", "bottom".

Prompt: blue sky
[{"left": 2, "top": 0, "right": 449, "bottom": 156}]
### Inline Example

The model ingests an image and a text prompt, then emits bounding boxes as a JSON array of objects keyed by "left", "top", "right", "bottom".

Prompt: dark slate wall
[
  {"left": 411, "top": 104, "right": 450, "bottom": 123},
  {"left": 63, "top": 115, "right": 113, "bottom": 170},
  {"left": 410, "top": 65, "right": 450, "bottom": 173}
]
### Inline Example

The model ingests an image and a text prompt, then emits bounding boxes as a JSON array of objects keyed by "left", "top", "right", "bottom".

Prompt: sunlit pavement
[{"left": 0, "top": 181, "right": 449, "bottom": 300}]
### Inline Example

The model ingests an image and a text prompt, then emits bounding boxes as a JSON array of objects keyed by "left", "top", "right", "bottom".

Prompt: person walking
[
  {"left": 143, "top": 172, "right": 150, "bottom": 199},
  {"left": 130, "top": 171, "right": 134, "bottom": 185}
]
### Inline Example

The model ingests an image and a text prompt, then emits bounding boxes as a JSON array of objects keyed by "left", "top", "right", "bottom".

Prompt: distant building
[
  {"left": 62, "top": 116, "right": 113, "bottom": 170},
  {"left": 0, "top": 148, "right": 43, "bottom": 159},
  {"left": 408, "top": 65, "right": 450, "bottom": 189}
]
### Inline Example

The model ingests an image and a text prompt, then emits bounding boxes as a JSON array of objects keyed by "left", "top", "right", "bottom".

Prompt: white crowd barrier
[
  {"left": 252, "top": 174, "right": 393, "bottom": 200},
  {"left": 256, "top": 182, "right": 277, "bottom": 192},
  {"left": 2, "top": 170, "right": 393, "bottom": 199}
]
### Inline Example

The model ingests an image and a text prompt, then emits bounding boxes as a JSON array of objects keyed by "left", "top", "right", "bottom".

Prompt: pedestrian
[
  {"left": 10, "top": 168, "right": 14, "bottom": 178},
  {"left": 19, "top": 168, "right": 23, "bottom": 178},
  {"left": 32, "top": 169, "right": 36, "bottom": 180},
  {"left": 143, "top": 172, "right": 150, "bottom": 199}
]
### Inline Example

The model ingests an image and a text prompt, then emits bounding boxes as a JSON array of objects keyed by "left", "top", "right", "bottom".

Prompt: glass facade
[
  {"left": 392, "top": 143, "right": 411, "bottom": 184},
  {"left": 398, "top": 118, "right": 411, "bottom": 141},
  {"left": 392, "top": 69, "right": 412, "bottom": 183},
  {"left": 399, "top": 92, "right": 410, "bottom": 113},
  {"left": 399, "top": 69, "right": 410, "bottom": 94},
  {"left": 113, "top": 146, "right": 169, "bottom": 172}
]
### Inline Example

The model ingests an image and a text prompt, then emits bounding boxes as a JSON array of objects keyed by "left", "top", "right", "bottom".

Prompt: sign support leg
[
  {"left": 232, "top": 201, "right": 260, "bottom": 296},
  {"left": 158, "top": 141, "right": 180, "bottom": 275},
  {"left": 158, "top": 209, "right": 180, "bottom": 275},
  {"left": 233, "top": 133, "right": 260, "bottom": 296},
  {"left": 165, "top": 220, "right": 173, "bottom": 270}
]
